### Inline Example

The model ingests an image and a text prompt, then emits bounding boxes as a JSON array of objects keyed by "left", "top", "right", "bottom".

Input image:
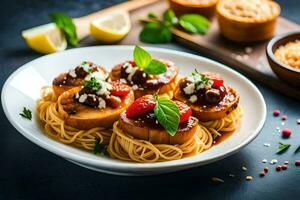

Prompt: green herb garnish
[
  {"left": 20, "top": 107, "right": 32, "bottom": 120},
  {"left": 154, "top": 95, "right": 180, "bottom": 136},
  {"left": 189, "top": 69, "right": 211, "bottom": 89},
  {"left": 295, "top": 145, "right": 300, "bottom": 154},
  {"left": 179, "top": 14, "right": 210, "bottom": 34},
  {"left": 163, "top": 9, "right": 178, "bottom": 25},
  {"left": 139, "top": 9, "right": 209, "bottom": 44},
  {"left": 50, "top": 12, "right": 77, "bottom": 46},
  {"left": 140, "top": 22, "right": 172, "bottom": 44},
  {"left": 277, "top": 142, "right": 291, "bottom": 154},
  {"left": 84, "top": 77, "right": 101, "bottom": 90},
  {"left": 93, "top": 138, "right": 109, "bottom": 156},
  {"left": 133, "top": 46, "right": 167, "bottom": 75},
  {"left": 148, "top": 12, "right": 157, "bottom": 19}
]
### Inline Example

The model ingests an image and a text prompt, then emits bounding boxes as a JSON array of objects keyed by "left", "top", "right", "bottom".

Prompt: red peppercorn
[
  {"left": 264, "top": 167, "right": 269, "bottom": 173},
  {"left": 276, "top": 165, "right": 282, "bottom": 171},
  {"left": 282, "top": 165, "right": 288, "bottom": 170},
  {"left": 259, "top": 172, "right": 265, "bottom": 177},
  {"left": 282, "top": 128, "right": 292, "bottom": 138},
  {"left": 295, "top": 160, "right": 300, "bottom": 166},
  {"left": 281, "top": 115, "right": 288, "bottom": 121},
  {"left": 273, "top": 110, "right": 280, "bottom": 116}
]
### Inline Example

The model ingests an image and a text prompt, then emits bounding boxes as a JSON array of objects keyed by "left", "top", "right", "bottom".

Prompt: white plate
[{"left": 1, "top": 46, "right": 266, "bottom": 175}]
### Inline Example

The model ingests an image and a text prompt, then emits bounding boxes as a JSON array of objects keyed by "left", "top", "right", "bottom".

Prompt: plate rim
[{"left": 1, "top": 45, "right": 267, "bottom": 171}]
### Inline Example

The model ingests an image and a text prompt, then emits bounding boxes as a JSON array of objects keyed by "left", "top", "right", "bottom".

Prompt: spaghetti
[
  {"left": 37, "top": 87, "right": 112, "bottom": 151},
  {"left": 108, "top": 121, "right": 216, "bottom": 163}
]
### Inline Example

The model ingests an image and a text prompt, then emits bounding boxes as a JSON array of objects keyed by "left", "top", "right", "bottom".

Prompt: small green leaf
[
  {"left": 144, "top": 59, "right": 167, "bottom": 75},
  {"left": 50, "top": 12, "right": 78, "bottom": 46},
  {"left": 179, "top": 14, "right": 210, "bottom": 35},
  {"left": 148, "top": 12, "right": 157, "bottom": 19},
  {"left": 295, "top": 145, "right": 300, "bottom": 154},
  {"left": 20, "top": 107, "right": 32, "bottom": 120},
  {"left": 154, "top": 96, "right": 179, "bottom": 136},
  {"left": 277, "top": 142, "right": 291, "bottom": 154},
  {"left": 133, "top": 46, "right": 152, "bottom": 68},
  {"left": 93, "top": 138, "right": 109, "bottom": 156},
  {"left": 163, "top": 9, "right": 178, "bottom": 25},
  {"left": 139, "top": 22, "right": 172, "bottom": 44},
  {"left": 84, "top": 77, "right": 101, "bottom": 91}
]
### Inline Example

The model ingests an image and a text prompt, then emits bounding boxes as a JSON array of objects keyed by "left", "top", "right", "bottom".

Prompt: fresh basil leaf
[
  {"left": 20, "top": 107, "right": 32, "bottom": 120},
  {"left": 148, "top": 12, "right": 157, "bottom": 19},
  {"left": 163, "top": 9, "right": 178, "bottom": 25},
  {"left": 179, "top": 14, "right": 210, "bottom": 35},
  {"left": 295, "top": 145, "right": 300, "bottom": 154},
  {"left": 144, "top": 59, "right": 167, "bottom": 75},
  {"left": 139, "top": 22, "right": 172, "bottom": 44},
  {"left": 277, "top": 142, "right": 291, "bottom": 154},
  {"left": 50, "top": 12, "right": 78, "bottom": 46},
  {"left": 133, "top": 46, "right": 152, "bottom": 68},
  {"left": 154, "top": 96, "right": 179, "bottom": 136}
]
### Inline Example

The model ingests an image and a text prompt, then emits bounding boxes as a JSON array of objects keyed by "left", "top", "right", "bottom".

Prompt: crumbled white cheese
[
  {"left": 85, "top": 71, "right": 107, "bottom": 81},
  {"left": 120, "top": 78, "right": 127, "bottom": 84},
  {"left": 124, "top": 62, "right": 136, "bottom": 81},
  {"left": 68, "top": 69, "right": 77, "bottom": 78},
  {"left": 88, "top": 94, "right": 97, "bottom": 101},
  {"left": 98, "top": 97, "right": 106, "bottom": 109},
  {"left": 132, "top": 85, "right": 138, "bottom": 90},
  {"left": 78, "top": 94, "right": 87, "bottom": 103},
  {"left": 270, "top": 159, "right": 278, "bottom": 165},
  {"left": 96, "top": 81, "right": 112, "bottom": 98},
  {"left": 262, "top": 159, "right": 268, "bottom": 163},
  {"left": 183, "top": 83, "right": 195, "bottom": 95},
  {"left": 189, "top": 95, "right": 197, "bottom": 103},
  {"left": 80, "top": 62, "right": 91, "bottom": 72}
]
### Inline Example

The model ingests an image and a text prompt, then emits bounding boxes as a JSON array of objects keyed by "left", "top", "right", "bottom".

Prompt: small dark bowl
[{"left": 266, "top": 32, "right": 300, "bottom": 88}]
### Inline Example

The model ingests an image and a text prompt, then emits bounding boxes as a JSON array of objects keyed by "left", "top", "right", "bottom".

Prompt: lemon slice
[
  {"left": 22, "top": 23, "right": 67, "bottom": 54},
  {"left": 90, "top": 11, "right": 131, "bottom": 43}
]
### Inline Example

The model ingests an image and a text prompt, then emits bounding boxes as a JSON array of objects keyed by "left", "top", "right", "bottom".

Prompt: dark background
[{"left": 1, "top": 0, "right": 300, "bottom": 199}]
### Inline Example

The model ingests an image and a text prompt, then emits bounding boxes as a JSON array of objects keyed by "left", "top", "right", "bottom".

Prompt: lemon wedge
[
  {"left": 22, "top": 23, "right": 67, "bottom": 54},
  {"left": 90, "top": 11, "right": 131, "bottom": 43}
]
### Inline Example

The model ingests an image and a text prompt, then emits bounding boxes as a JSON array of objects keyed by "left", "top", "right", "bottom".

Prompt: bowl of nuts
[{"left": 266, "top": 31, "right": 300, "bottom": 88}]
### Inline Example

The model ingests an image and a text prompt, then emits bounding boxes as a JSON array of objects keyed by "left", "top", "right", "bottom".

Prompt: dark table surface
[{"left": 1, "top": 0, "right": 300, "bottom": 199}]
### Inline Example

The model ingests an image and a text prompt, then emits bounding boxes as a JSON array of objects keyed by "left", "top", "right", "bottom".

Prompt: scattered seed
[
  {"left": 281, "top": 115, "right": 288, "bottom": 121},
  {"left": 276, "top": 165, "right": 282, "bottom": 171},
  {"left": 295, "top": 160, "right": 300, "bottom": 166},
  {"left": 245, "top": 47, "right": 253, "bottom": 54},
  {"left": 242, "top": 166, "right": 248, "bottom": 171},
  {"left": 273, "top": 110, "right": 280, "bottom": 116},
  {"left": 284, "top": 161, "right": 289, "bottom": 165},
  {"left": 282, "top": 128, "right": 292, "bottom": 138},
  {"left": 282, "top": 165, "right": 288, "bottom": 170},
  {"left": 259, "top": 172, "right": 265, "bottom": 177},
  {"left": 246, "top": 176, "right": 253, "bottom": 181},
  {"left": 229, "top": 174, "right": 235, "bottom": 178},
  {"left": 262, "top": 159, "right": 268, "bottom": 163},
  {"left": 212, "top": 177, "right": 224, "bottom": 183},
  {"left": 270, "top": 159, "right": 278, "bottom": 165},
  {"left": 263, "top": 143, "right": 271, "bottom": 147},
  {"left": 264, "top": 167, "right": 269, "bottom": 173}
]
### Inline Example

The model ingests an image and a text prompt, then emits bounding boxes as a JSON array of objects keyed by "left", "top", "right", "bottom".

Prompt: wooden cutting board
[{"left": 117, "top": 0, "right": 300, "bottom": 101}]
